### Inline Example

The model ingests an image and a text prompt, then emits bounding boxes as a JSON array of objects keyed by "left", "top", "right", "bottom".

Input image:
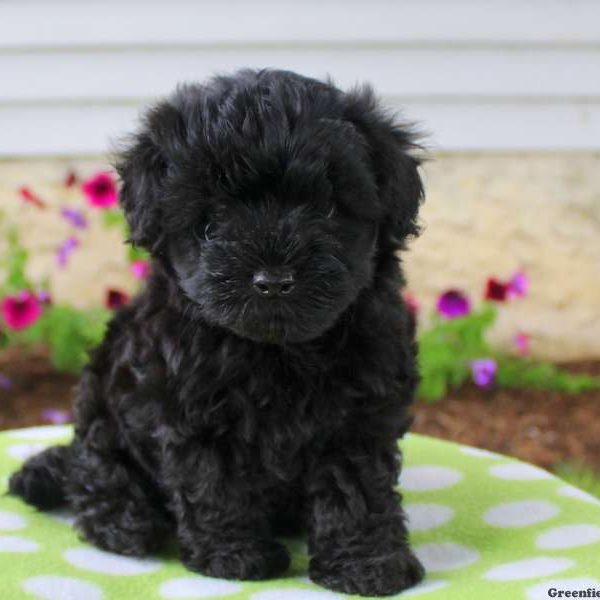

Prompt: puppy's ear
[
  {"left": 116, "top": 101, "right": 186, "bottom": 251},
  {"left": 344, "top": 86, "right": 424, "bottom": 252}
]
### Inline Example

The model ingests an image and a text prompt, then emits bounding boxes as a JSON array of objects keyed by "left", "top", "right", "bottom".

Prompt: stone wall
[{"left": 1, "top": 153, "right": 599, "bottom": 361}]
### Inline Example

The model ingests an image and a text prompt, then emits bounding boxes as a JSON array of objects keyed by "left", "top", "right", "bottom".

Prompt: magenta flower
[
  {"left": 61, "top": 207, "right": 88, "bottom": 230},
  {"left": 1, "top": 291, "right": 43, "bottom": 331},
  {"left": 41, "top": 408, "right": 72, "bottom": 425},
  {"left": 130, "top": 260, "right": 150, "bottom": 280},
  {"left": 0, "top": 373, "right": 12, "bottom": 390},
  {"left": 508, "top": 271, "right": 529, "bottom": 299},
  {"left": 56, "top": 237, "right": 79, "bottom": 268},
  {"left": 82, "top": 171, "right": 118, "bottom": 208},
  {"left": 514, "top": 332, "right": 530, "bottom": 356},
  {"left": 436, "top": 289, "right": 471, "bottom": 319},
  {"left": 470, "top": 358, "right": 497, "bottom": 388}
]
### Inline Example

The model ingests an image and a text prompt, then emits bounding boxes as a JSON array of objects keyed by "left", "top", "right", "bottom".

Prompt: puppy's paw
[
  {"left": 183, "top": 537, "right": 290, "bottom": 580},
  {"left": 309, "top": 547, "right": 424, "bottom": 597}
]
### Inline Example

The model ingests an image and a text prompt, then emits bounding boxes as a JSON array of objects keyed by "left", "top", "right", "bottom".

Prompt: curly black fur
[{"left": 10, "top": 69, "right": 425, "bottom": 596}]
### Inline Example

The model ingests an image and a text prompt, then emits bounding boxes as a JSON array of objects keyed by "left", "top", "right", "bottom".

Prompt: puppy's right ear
[{"left": 116, "top": 101, "right": 185, "bottom": 251}]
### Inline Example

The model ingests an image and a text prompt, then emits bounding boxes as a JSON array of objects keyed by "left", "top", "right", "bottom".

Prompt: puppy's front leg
[
  {"left": 307, "top": 436, "right": 424, "bottom": 596},
  {"left": 166, "top": 444, "right": 290, "bottom": 580}
]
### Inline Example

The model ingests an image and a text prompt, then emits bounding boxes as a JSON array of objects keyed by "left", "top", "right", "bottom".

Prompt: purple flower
[
  {"left": 436, "top": 289, "right": 471, "bottom": 319},
  {"left": 508, "top": 270, "right": 529, "bottom": 299},
  {"left": 41, "top": 408, "right": 72, "bottom": 424},
  {"left": 470, "top": 358, "right": 497, "bottom": 388},
  {"left": 56, "top": 237, "right": 79, "bottom": 268},
  {"left": 0, "top": 373, "right": 12, "bottom": 390},
  {"left": 61, "top": 207, "right": 88, "bottom": 230},
  {"left": 37, "top": 290, "right": 52, "bottom": 305}
]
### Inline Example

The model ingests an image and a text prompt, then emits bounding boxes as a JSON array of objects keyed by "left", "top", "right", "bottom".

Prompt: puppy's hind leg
[{"left": 67, "top": 428, "right": 170, "bottom": 557}]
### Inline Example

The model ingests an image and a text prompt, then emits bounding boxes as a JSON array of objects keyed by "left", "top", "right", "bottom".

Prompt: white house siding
[{"left": 0, "top": 0, "right": 599, "bottom": 155}]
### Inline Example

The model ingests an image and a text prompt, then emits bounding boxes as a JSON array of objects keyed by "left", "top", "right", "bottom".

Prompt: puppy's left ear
[
  {"left": 344, "top": 87, "right": 424, "bottom": 252},
  {"left": 115, "top": 100, "right": 186, "bottom": 251}
]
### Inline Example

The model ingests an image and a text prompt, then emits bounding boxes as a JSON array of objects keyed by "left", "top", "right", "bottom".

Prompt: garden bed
[{"left": 1, "top": 349, "right": 599, "bottom": 474}]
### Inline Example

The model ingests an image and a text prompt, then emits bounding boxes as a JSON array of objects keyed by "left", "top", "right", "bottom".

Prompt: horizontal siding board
[
  {"left": 1, "top": 47, "right": 599, "bottom": 102},
  {"left": 1, "top": 0, "right": 600, "bottom": 48},
  {"left": 1, "top": 101, "right": 598, "bottom": 155}
]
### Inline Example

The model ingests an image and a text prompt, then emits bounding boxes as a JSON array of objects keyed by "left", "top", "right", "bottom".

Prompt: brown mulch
[{"left": 1, "top": 349, "right": 599, "bottom": 473}]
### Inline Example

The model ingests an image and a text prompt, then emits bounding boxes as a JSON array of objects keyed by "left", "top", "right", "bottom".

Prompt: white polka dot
[
  {"left": 557, "top": 485, "right": 600, "bottom": 506},
  {"left": 414, "top": 542, "right": 480, "bottom": 572},
  {"left": 0, "top": 535, "right": 40, "bottom": 552},
  {"left": 159, "top": 576, "right": 242, "bottom": 598},
  {"left": 460, "top": 446, "right": 503, "bottom": 460},
  {"left": 489, "top": 463, "right": 553, "bottom": 481},
  {"left": 7, "top": 443, "right": 49, "bottom": 461},
  {"left": 483, "top": 500, "right": 559, "bottom": 528},
  {"left": 0, "top": 511, "right": 27, "bottom": 531},
  {"left": 400, "top": 466, "right": 463, "bottom": 491},
  {"left": 64, "top": 547, "right": 162, "bottom": 575},
  {"left": 526, "top": 578, "right": 600, "bottom": 600},
  {"left": 485, "top": 557, "right": 574, "bottom": 581},
  {"left": 406, "top": 503, "right": 455, "bottom": 532},
  {"left": 23, "top": 575, "right": 103, "bottom": 600},
  {"left": 7, "top": 426, "right": 72, "bottom": 440},
  {"left": 536, "top": 524, "right": 600, "bottom": 550},
  {"left": 47, "top": 508, "right": 76, "bottom": 526},
  {"left": 250, "top": 591, "right": 341, "bottom": 600},
  {"left": 401, "top": 580, "right": 449, "bottom": 597}
]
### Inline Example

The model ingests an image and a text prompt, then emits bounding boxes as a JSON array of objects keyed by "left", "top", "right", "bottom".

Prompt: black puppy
[{"left": 10, "top": 69, "right": 425, "bottom": 596}]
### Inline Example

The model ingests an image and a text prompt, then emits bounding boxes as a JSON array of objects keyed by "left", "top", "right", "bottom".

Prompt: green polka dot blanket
[{"left": 1, "top": 426, "right": 599, "bottom": 599}]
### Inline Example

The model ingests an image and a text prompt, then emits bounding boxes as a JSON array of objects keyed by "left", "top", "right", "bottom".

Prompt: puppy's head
[{"left": 117, "top": 69, "right": 423, "bottom": 344}]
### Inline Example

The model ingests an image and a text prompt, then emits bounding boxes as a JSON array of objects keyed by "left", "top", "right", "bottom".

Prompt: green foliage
[
  {"left": 6, "top": 305, "right": 110, "bottom": 373},
  {"left": 0, "top": 227, "right": 32, "bottom": 294},
  {"left": 418, "top": 305, "right": 496, "bottom": 401},
  {"left": 497, "top": 358, "right": 600, "bottom": 394},
  {"left": 553, "top": 463, "right": 600, "bottom": 500},
  {"left": 418, "top": 304, "right": 600, "bottom": 401}
]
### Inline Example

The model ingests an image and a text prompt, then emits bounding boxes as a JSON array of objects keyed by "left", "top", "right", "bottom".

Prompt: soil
[{"left": 1, "top": 349, "right": 599, "bottom": 473}]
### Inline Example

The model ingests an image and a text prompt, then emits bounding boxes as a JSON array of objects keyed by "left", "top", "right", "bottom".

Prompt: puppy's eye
[
  {"left": 203, "top": 223, "right": 216, "bottom": 241},
  {"left": 194, "top": 223, "right": 216, "bottom": 242}
]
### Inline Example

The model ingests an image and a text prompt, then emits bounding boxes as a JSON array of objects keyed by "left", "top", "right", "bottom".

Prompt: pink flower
[
  {"left": 106, "top": 289, "right": 129, "bottom": 310},
  {"left": 18, "top": 186, "right": 46, "bottom": 209},
  {"left": 41, "top": 408, "right": 72, "bottom": 425},
  {"left": 56, "top": 237, "right": 79, "bottom": 268},
  {"left": 514, "top": 332, "right": 530, "bottom": 356},
  {"left": 403, "top": 291, "right": 419, "bottom": 316},
  {"left": 82, "top": 171, "right": 118, "bottom": 208},
  {"left": 436, "top": 289, "right": 471, "bottom": 319},
  {"left": 470, "top": 358, "right": 497, "bottom": 388},
  {"left": 61, "top": 207, "right": 88, "bottom": 230},
  {"left": 508, "top": 270, "right": 529, "bottom": 299},
  {"left": 130, "top": 260, "right": 150, "bottom": 280},
  {"left": 1, "top": 291, "right": 43, "bottom": 331},
  {"left": 485, "top": 278, "right": 509, "bottom": 302},
  {"left": 64, "top": 170, "right": 78, "bottom": 188}
]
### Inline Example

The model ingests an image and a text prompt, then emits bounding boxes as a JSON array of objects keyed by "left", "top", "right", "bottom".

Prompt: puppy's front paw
[
  {"left": 182, "top": 537, "right": 290, "bottom": 580},
  {"left": 310, "top": 547, "right": 424, "bottom": 597}
]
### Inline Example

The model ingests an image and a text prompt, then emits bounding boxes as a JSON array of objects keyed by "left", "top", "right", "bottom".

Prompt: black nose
[{"left": 252, "top": 270, "right": 296, "bottom": 298}]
